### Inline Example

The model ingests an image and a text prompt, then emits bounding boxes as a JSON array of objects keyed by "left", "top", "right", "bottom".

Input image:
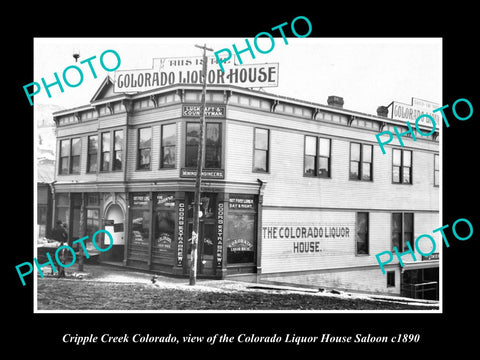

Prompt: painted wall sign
[
  {"left": 389, "top": 97, "right": 440, "bottom": 128},
  {"left": 182, "top": 104, "right": 226, "bottom": 118},
  {"left": 180, "top": 168, "right": 225, "bottom": 179},
  {"left": 177, "top": 202, "right": 185, "bottom": 266},
  {"left": 113, "top": 56, "right": 278, "bottom": 93},
  {"left": 216, "top": 202, "right": 224, "bottom": 268},
  {"left": 262, "top": 226, "right": 351, "bottom": 240}
]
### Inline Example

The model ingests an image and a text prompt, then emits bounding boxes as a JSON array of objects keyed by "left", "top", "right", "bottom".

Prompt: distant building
[{"left": 51, "top": 77, "right": 439, "bottom": 298}]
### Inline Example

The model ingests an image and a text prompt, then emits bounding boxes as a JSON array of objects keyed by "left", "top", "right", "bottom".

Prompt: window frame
[
  {"left": 112, "top": 129, "right": 123, "bottom": 171},
  {"left": 391, "top": 212, "right": 414, "bottom": 252},
  {"left": 100, "top": 132, "right": 111, "bottom": 172},
  {"left": 392, "top": 148, "right": 413, "bottom": 185},
  {"left": 304, "top": 135, "right": 331, "bottom": 178},
  {"left": 59, "top": 139, "right": 70, "bottom": 175},
  {"left": 355, "top": 212, "right": 369, "bottom": 255},
  {"left": 253, "top": 127, "right": 270, "bottom": 173},
  {"left": 87, "top": 135, "right": 98, "bottom": 173},
  {"left": 387, "top": 271, "right": 395, "bottom": 287},
  {"left": 434, "top": 153, "right": 439, "bottom": 187},
  {"left": 160, "top": 123, "right": 176, "bottom": 169},
  {"left": 185, "top": 121, "right": 223, "bottom": 169},
  {"left": 137, "top": 127, "right": 152, "bottom": 170},
  {"left": 58, "top": 138, "right": 81, "bottom": 175},
  {"left": 349, "top": 142, "right": 373, "bottom": 181}
]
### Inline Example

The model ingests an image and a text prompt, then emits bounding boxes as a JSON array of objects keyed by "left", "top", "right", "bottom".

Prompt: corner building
[{"left": 52, "top": 77, "right": 440, "bottom": 299}]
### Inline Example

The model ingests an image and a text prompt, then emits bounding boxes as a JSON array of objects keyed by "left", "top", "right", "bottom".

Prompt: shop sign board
[
  {"left": 180, "top": 168, "right": 224, "bottom": 179},
  {"left": 113, "top": 56, "right": 278, "bottom": 93},
  {"left": 389, "top": 97, "right": 440, "bottom": 128},
  {"left": 182, "top": 104, "right": 226, "bottom": 118}
]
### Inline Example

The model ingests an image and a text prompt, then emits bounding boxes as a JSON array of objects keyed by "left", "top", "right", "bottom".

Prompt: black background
[{"left": 6, "top": 3, "right": 478, "bottom": 355}]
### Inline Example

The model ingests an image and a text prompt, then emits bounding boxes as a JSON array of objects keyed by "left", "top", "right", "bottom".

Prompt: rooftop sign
[
  {"left": 113, "top": 56, "right": 278, "bottom": 93},
  {"left": 389, "top": 97, "right": 441, "bottom": 128}
]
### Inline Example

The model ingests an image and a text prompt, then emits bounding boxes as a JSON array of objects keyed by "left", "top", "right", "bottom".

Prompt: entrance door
[
  {"left": 186, "top": 221, "right": 216, "bottom": 275},
  {"left": 104, "top": 204, "right": 125, "bottom": 261}
]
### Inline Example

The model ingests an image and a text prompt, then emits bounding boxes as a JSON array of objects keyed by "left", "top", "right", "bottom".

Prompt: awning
[{"left": 402, "top": 260, "right": 439, "bottom": 271}]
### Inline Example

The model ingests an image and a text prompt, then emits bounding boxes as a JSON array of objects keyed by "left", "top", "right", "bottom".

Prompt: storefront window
[
  {"left": 153, "top": 193, "right": 176, "bottom": 265},
  {"left": 226, "top": 213, "right": 255, "bottom": 264},
  {"left": 131, "top": 209, "right": 150, "bottom": 246},
  {"left": 130, "top": 194, "right": 150, "bottom": 252}
]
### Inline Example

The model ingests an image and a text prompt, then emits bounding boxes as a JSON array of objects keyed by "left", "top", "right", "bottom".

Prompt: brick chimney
[
  {"left": 327, "top": 95, "right": 344, "bottom": 108},
  {"left": 376, "top": 106, "right": 389, "bottom": 117}
]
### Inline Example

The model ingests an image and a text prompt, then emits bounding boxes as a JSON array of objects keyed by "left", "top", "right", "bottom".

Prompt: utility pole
[{"left": 190, "top": 44, "right": 213, "bottom": 286}]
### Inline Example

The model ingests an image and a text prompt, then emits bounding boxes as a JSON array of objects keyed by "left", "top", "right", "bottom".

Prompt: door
[
  {"left": 186, "top": 221, "right": 216, "bottom": 275},
  {"left": 104, "top": 204, "right": 125, "bottom": 261}
]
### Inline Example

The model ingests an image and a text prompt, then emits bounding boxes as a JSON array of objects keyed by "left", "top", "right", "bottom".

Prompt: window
[
  {"left": 254, "top": 128, "right": 269, "bottom": 172},
  {"left": 59, "top": 138, "right": 80, "bottom": 175},
  {"left": 387, "top": 271, "right": 395, "bottom": 287},
  {"left": 70, "top": 138, "right": 81, "bottom": 174},
  {"left": 87, "top": 135, "right": 98, "bottom": 173},
  {"left": 392, "top": 212, "right": 414, "bottom": 252},
  {"left": 393, "top": 149, "right": 412, "bottom": 184},
  {"left": 161, "top": 123, "right": 176, "bottom": 168},
  {"left": 185, "top": 122, "right": 222, "bottom": 168},
  {"left": 350, "top": 143, "right": 372, "bottom": 180},
  {"left": 138, "top": 127, "right": 151, "bottom": 170},
  {"left": 434, "top": 154, "right": 439, "bottom": 186},
  {"left": 205, "top": 123, "right": 221, "bottom": 168},
  {"left": 59, "top": 139, "right": 70, "bottom": 174},
  {"left": 153, "top": 193, "right": 176, "bottom": 265},
  {"left": 113, "top": 130, "right": 123, "bottom": 170},
  {"left": 304, "top": 136, "right": 331, "bottom": 177},
  {"left": 185, "top": 123, "right": 200, "bottom": 168},
  {"left": 355, "top": 212, "right": 369, "bottom": 255},
  {"left": 101, "top": 132, "right": 110, "bottom": 171}
]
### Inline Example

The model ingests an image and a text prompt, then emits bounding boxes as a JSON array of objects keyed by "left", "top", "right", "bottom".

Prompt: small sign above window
[
  {"left": 180, "top": 168, "right": 224, "bottom": 179},
  {"left": 182, "top": 104, "right": 226, "bottom": 118}
]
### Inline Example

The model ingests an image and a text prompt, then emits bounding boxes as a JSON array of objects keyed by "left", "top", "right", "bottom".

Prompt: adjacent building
[{"left": 50, "top": 77, "right": 440, "bottom": 298}]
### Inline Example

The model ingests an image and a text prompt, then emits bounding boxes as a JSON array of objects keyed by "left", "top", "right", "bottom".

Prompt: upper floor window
[
  {"left": 100, "top": 132, "right": 111, "bottom": 171},
  {"left": 59, "top": 138, "right": 81, "bottom": 175},
  {"left": 392, "top": 149, "right": 412, "bottom": 184},
  {"left": 253, "top": 128, "right": 269, "bottom": 172},
  {"left": 185, "top": 122, "right": 222, "bottom": 168},
  {"left": 113, "top": 130, "right": 123, "bottom": 171},
  {"left": 434, "top": 153, "right": 439, "bottom": 187},
  {"left": 87, "top": 135, "right": 98, "bottom": 173},
  {"left": 304, "top": 136, "right": 331, "bottom": 177},
  {"left": 161, "top": 123, "right": 176, "bottom": 168},
  {"left": 350, "top": 143, "right": 372, "bottom": 181},
  {"left": 138, "top": 127, "right": 152, "bottom": 170}
]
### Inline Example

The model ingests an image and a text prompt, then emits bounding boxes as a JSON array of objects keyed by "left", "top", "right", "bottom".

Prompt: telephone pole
[{"left": 190, "top": 44, "right": 213, "bottom": 286}]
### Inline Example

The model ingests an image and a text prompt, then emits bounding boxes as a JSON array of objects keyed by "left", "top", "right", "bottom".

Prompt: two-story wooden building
[{"left": 51, "top": 76, "right": 440, "bottom": 298}]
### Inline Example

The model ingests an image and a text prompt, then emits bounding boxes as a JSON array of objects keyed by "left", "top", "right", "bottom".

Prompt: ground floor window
[
  {"left": 153, "top": 193, "right": 176, "bottom": 265},
  {"left": 129, "top": 193, "right": 150, "bottom": 259},
  {"left": 226, "top": 194, "right": 256, "bottom": 265}
]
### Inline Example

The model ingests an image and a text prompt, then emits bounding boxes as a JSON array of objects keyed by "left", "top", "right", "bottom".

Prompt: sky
[{"left": 33, "top": 37, "right": 442, "bottom": 116}]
